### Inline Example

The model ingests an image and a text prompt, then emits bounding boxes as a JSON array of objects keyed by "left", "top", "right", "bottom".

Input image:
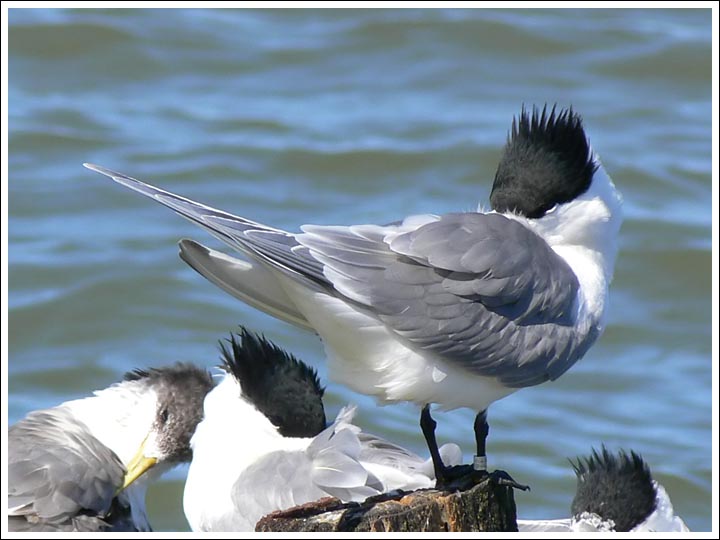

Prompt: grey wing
[
  {"left": 178, "top": 239, "right": 312, "bottom": 329},
  {"left": 8, "top": 512, "right": 137, "bottom": 533},
  {"left": 321, "top": 404, "right": 427, "bottom": 476},
  {"left": 8, "top": 409, "right": 127, "bottom": 530},
  {"left": 357, "top": 432, "right": 425, "bottom": 468},
  {"left": 357, "top": 433, "right": 463, "bottom": 479},
  {"left": 298, "top": 213, "right": 594, "bottom": 387},
  {"left": 85, "top": 165, "right": 419, "bottom": 318},
  {"left": 84, "top": 164, "right": 328, "bottom": 289},
  {"left": 232, "top": 421, "right": 381, "bottom": 529},
  {"left": 231, "top": 451, "right": 329, "bottom": 531}
]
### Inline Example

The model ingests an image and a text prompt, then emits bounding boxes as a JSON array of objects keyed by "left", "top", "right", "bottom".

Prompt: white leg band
[{"left": 473, "top": 455, "right": 487, "bottom": 471}]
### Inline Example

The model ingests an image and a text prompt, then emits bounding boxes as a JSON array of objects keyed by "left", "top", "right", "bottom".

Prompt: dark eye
[{"left": 159, "top": 407, "right": 169, "bottom": 424}]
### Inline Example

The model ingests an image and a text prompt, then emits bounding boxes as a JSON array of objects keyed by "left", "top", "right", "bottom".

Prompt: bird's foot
[
  {"left": 476, "top": 468, "right": 530, "bottom": 491},
  {"left": 433, "top": 464, "right": 474, "bottom": 490},
  {"left": 488, "top": 469, "right": 530, "bottom": 491},
  {"left": 434, "top": 464, "right": 529, "bottom": 492}
]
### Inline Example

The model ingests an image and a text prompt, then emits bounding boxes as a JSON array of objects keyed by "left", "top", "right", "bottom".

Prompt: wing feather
[
  {"left": 297, "top": 212, "right": 591, "bottom": 386},
  {"left": 8, "top": 408, "right": 130, "bottom": 531}
]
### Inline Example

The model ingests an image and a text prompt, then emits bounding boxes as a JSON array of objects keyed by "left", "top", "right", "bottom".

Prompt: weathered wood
[{"left": 256, "top": 474, "right": 518, "bottom": 532}]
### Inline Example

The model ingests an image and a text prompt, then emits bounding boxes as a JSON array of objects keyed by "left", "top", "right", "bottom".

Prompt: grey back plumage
[
  {"left": 206, "top": 210, "right": 592, "bottom": 387},
  {"left": 8, "top": 409, "right": 135, "bottom": 532},
  {"left": 298, "top": 212, "right": 596, "bottom": 387}
]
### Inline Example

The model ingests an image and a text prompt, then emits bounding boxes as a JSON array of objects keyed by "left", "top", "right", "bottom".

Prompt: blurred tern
[
  {"left": 517, "top": 447, "right": 689, "bottom": 532},
  {"left": 8, "top": 364, "right": 213, "bottom": 532},
  {"left": 183, "top": 328, "right": 462, "bottom": 531},
  {"left": 85, "top": 104, "right": 623, "bottom": 485}
]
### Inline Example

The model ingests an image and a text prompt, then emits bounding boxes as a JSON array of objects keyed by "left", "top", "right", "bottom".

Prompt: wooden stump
[{"left": 256, "top": 474, "right": 518, "bottom": 532}]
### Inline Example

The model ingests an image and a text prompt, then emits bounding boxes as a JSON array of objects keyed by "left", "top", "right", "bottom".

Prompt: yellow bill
[{"left": 117, "top": 435, "right": 158, "bottom": 494}]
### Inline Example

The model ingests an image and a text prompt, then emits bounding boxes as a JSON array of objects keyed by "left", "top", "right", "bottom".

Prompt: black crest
[
  {"left": 570, "top": 446, "right": 657, "bottom": 531},
  {"left": 490, "top": 104, "right": 597, "bottom": 219},
  {"left": 220, "top": 327, "right": 326, "bottom": 438}
]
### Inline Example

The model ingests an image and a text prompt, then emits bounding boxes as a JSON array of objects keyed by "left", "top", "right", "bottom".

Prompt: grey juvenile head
[
  {"left": 123, "top": 363, "right": 214, "bottom": 463},
  {"left": 220, "top": 327, "right": 326, "bottom": 438},
  {"left": 490, "top": 104, "right": 597, "bottom": 219},
  {"left": 570, "top": 446, "right": 657, "bottom": 532}
]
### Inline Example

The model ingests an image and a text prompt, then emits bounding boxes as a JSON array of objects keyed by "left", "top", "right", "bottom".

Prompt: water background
[{"left": 7, "top": 7, "right": 713, "bottom": 532}]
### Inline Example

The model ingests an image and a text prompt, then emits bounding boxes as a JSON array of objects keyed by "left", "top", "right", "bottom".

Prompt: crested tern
[
  {"left": 183, "top": 328, "right": 462, "bottom": 531},
  {"left": 517, "top": 447, "right": 689, "bottom": 532},
  {"left": 8, "top": 363, "right": 213, "bottom": 532},
  {"left": 85, "top": 104, "right": 623, "bottom": 485}
]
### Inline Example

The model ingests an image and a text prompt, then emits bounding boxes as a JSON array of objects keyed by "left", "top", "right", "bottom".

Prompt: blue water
[{"left": 7, "top": 8, "right": 713, "bottom": 532}]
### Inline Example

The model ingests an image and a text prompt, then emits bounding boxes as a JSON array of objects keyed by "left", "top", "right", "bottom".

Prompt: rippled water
[{"left": 7, "top": 8, "right": 712, "bottom": 532}]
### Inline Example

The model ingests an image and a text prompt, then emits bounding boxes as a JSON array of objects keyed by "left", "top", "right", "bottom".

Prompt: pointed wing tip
[
  {"left": 83, "top": 163, "right": 139, "bottom": 186},
  {"left": 83, "top": 162, "right": 114, "bottom": 177}
]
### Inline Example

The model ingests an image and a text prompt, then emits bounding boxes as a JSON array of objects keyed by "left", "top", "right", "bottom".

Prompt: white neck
[
  {"left": 509, "top": 159, "right": 623, "bottom": 333},
  {"left": 60, "top": 380, "right": 159, "bottom": 467},
  {"left": 633, "top": 481, "right": 690, "bottom": 532},
  {"left": 183, "top": 373, "right": 310, "bottom": 531},
  {"left": 522, "top": 159, "right": 623, "bottom": 282}
]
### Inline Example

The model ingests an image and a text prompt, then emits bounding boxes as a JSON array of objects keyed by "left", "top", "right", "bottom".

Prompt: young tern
[{"left": 8, "top": 363, "right": 213, "bottom": 531}]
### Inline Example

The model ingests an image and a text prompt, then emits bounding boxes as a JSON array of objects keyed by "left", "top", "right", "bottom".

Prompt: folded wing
[{"left": 8, "top": 409, "right": 132, "bottom": 531}]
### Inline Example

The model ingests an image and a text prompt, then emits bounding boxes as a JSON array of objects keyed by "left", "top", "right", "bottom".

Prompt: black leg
[
  {"left": 473, "top": 409, "right": 530, "bottom": 491},
  {"left": 474, "top": 409, "right": 489, "bottom": 465},
  {"left": 420, "top": 404, "right": 447, "bottom": 484}
]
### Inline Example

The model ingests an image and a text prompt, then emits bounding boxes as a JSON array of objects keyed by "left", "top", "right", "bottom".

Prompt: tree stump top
[{"left": 256, "top": 475, "right": 518, "bottom": 532}]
